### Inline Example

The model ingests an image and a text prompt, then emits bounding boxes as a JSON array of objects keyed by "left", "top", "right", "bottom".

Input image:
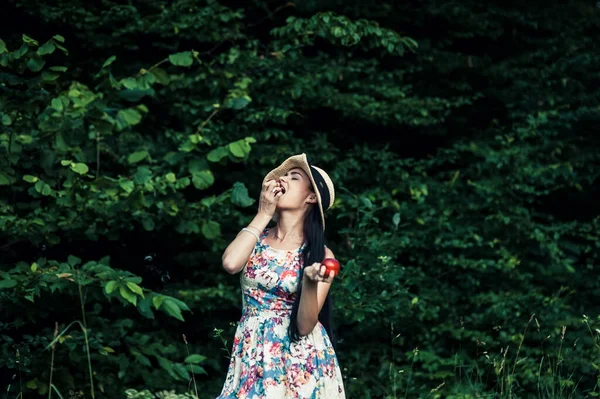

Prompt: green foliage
[
  {"left": 1, "top": 0, "right": 599, "bottom": 398},
  {"left": 125, "top": 389, "right": 198, "bottom": 399}
]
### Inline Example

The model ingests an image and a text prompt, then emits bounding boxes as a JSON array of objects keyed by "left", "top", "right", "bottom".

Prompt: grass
[
  {"left": 4, "top": 262, "right": 205, "bottom": 399},
  {"left": 383, "top": 313, "right": 600, "bottom": 399},
  {"left": 5, "top": 300, "right": 600, "bottom": 399}
]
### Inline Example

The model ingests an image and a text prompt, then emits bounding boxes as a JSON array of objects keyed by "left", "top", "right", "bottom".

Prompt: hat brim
[{"left": 263, "top": 153, "right": 326, "bottom": 230}]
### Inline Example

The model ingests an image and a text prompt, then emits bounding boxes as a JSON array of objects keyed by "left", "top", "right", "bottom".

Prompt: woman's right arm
[{"left": 221, "top": 179, "right": 282, "bottom": 274}]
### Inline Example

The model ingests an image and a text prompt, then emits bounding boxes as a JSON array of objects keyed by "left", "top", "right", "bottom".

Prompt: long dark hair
[{"left": 288, "top": 204, "right": 337, "bottom": 349}]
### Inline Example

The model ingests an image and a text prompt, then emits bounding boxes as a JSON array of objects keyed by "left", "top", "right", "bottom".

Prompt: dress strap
[{"left": 260, "top": 228, "right": 269, "bottom": 242}]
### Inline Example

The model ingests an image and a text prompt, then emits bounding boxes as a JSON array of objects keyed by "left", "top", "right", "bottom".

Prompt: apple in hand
[{"left": 322, "top": 258, "right": 341, "bottom": 277}]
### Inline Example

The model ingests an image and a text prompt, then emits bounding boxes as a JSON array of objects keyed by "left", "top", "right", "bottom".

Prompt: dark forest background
[{"left": 1, "top": 1, "right": 599, "bottom": 398}]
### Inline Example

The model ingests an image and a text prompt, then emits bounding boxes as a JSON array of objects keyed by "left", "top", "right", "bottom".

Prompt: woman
[{"left": 217, "top": 153, "right": 346, "bottom": 398}]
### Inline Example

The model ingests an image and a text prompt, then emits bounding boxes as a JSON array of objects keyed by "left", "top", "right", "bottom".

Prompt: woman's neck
[{"left": 272, "top": 211, "right": 304, "bottom": 244}]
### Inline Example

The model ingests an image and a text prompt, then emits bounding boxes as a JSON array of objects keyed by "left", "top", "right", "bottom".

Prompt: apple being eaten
[{"left": 322, "top": 258, "right": 341, "bottom": 277}]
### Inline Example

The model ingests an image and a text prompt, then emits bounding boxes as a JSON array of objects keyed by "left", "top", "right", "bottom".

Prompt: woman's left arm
[{"left": 297, "top": 246, "right": 336, "bottom": 336}]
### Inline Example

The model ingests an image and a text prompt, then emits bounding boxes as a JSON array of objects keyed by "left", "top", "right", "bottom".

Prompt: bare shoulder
[{"left": 324, "top": 245, "right": 335, "bottom": 259}]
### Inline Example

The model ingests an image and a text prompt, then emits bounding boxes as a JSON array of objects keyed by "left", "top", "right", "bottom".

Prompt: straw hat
[{"left": 263, "top": 153, "right": 335, "bottom": 229}]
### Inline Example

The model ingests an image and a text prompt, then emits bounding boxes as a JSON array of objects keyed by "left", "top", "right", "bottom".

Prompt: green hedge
[{"left": 1, "top": 1, "right": 599, "bottom": 398}]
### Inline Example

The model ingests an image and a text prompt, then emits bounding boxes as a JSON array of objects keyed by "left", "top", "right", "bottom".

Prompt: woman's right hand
[{"left": 258, "top": 179, "right": 283, "bottom": 217}]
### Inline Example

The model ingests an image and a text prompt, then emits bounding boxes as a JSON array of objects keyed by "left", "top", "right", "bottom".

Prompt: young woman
[{"left": 216, "top": 153, "right": 346, "bottom": 398}]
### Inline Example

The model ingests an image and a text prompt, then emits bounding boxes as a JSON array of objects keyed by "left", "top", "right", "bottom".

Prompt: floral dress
[{"left": 216, "top": 228, "right": 346, "bottom": 399}]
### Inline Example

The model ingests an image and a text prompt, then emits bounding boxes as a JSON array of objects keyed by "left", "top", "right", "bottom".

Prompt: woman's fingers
[
  {"left": 264, "top": 179, "right": 280, "bottom": 193},
  {"left": 327, "top": 270, "right": 335, "bottom": 281},
  {"left": 264, "top": 180, "right": 277, "bottom": 191},
  {"left": 303, "top": 263, "right": 335, "bottom": 283},
  {"left": 261, "top": 180, "right": 284, "bottom": 204},
  {"left": 271, "top": 187, "right": 283, "bottom": 199},
  {"left": 265, "top": 179, "right": 285, "bottom": 199}
]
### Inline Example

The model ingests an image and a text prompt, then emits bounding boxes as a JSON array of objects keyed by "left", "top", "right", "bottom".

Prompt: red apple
[{"left": 322, "top": 258, "right": 341, "bottom": 277}]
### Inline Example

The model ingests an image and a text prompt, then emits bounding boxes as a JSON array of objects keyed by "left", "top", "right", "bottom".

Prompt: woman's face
[{"left": 276, "top": 168, "right": 317, "bottom": 211}]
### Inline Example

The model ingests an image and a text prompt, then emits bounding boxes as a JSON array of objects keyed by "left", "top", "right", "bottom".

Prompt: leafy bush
[{"left": 2, "top": 1, "right": 599, "bottom": 398}]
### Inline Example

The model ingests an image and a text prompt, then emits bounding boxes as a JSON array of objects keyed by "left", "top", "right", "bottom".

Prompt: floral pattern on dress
[{"left": 216, "top": 228, "right": 346, "bottom": 399}]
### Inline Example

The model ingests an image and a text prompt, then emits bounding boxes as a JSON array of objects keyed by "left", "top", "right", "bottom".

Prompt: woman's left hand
[{"left": 303, "top": 262, "right": 335, "bottom": 284}]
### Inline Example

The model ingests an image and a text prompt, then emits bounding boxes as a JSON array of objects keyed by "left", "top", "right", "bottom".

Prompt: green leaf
[
  {"left": 51, "top": 98, "right": 63, "bottom": 111},
  {"left": 231, "top": 182, "right": 255, "bottom": 207},
  {"left": 52, "top": 35, "right": 65, "bottom": 43},
  {"left": 207, "top": 146, "right": 229, "bottom": 162},
  {"left": 0, "top": 39, "right": 6, "bottom": 54},
  {"left": 53, "top": 42, "right": 68, "bottom": 54},
  {"left": 137, "top": 296, "right": 155, "bottom": 320},
  {"left": 31, "top": 218, "right": 44, "bottom": 226},
  {"left": 184, "top": 354, "right": 207, "bottom": 364},
  {"left": 70, "top": 163, "right": 89, "bottom": 175},
  {"left": 172, "top": 363, "right": 190, "bottom": 380},
  {"left": 168, "top": 51, "right": 193, "bottom": 67},
  {"left": 157, "top": 356, "right": 180, "bottom": 380},
  {"left": 34, "top": 181, "right": 53, "bottom": 195},
  {"left": 166, "top": 296, "right": 190, "bottom": 312},
  {"left": 225, "top": 96, "right": 252, "bottom": 110},
  {"left": 0, "top": 174, "right": 10, "bottom": 185},
  {"left": 121, "top": 77, "right": 138, "bottom": 90},
  {"left": 31, "top": 263, "right": 38, "bottom": 272},
  {"left": 105, "top": 281, "right": 119, "bottom": 294},
  {"left": 119, "top": 88, "right": 155, "bottom": 102},
  {"left": 23, "top": 175, "right": 38, "bottom": 183},
  {"left": 2, "top": 114, "right": 11, "bottom": 126},
  {"left": 192, "top": 170, "right": 215, "bottom": 190},
  {"left": 150, "top": 68, "right": 170, "bottom": 85},
  {"left": 37, "top": 41, "right": 56, "bottom": 56},
  {"left": 119, "top": 180, "right": 134, "bottom": 193},
  {"left": 393, "top": 213, "right": 401, "bottom": 228},
  {"left": 67, "top": 255, "right": 81, "bottom": 266},
  {"left": 13, "top": 44, "right": 28, "bottom": 59},
  {"left": 201, "top": 220, "right": 221, "bottom": 240},
  {"left": 119, "top": 286, "right": 137, "bottom": 306},
  {"left": 189, "top": 364, "right": 207, "bottom": 375},
  {"left": 201, "top": 196, "right": 216, "bottom": 207},
  {"left": 228, "top": 139, "right": 251, "bottom": 158},
  {"left": 27, "top": 55, "right": 45, "bottom": 72},
  {"left": 133, "top": 167, "right": 152, "bottom": 185},
  {"left": 0, "top": 280, "right": 17, "bottom": 289},
  {"left": 162, "top": 298, "right": 184, "bottom": 321},
  {"left": 22, "top": 34, "right": 39, "bottom": 46},
  {"left": 127, "top": 151, "right": 149, "bottom": 164},
  {"left": 188, "top": 158, "right": 208, "bottom": 174},
  {"left": 126, "top": 281, "right": 145, "bottom": 298},
  {"left": 41, "top": 71, "right": 60, "bottom": 81},
  {"left": 133, "top": 352, "right": 152, "bottom": 367},
  {"left": 49, "top": 66, "right": 68, "bottom": 72},
  {"left": 142, "top": 218, "right": 155, "bottom": 231},
  {"left": 116, "top": 109, "right": 142, "bottom": 130},
  {"left": 165, "top": 172, "right": 176, "bottom": 183},
  {"left": 152, "top": 295, "right": 166, "bottom": 310},
  {"left": 102, "top": 55, "right": 117, "bottom": 68}
]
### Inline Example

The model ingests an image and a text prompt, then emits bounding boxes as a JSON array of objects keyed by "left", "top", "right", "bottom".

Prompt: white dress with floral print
[{"left": 216, "top": 228, "right": 346, "bottom": 399}]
